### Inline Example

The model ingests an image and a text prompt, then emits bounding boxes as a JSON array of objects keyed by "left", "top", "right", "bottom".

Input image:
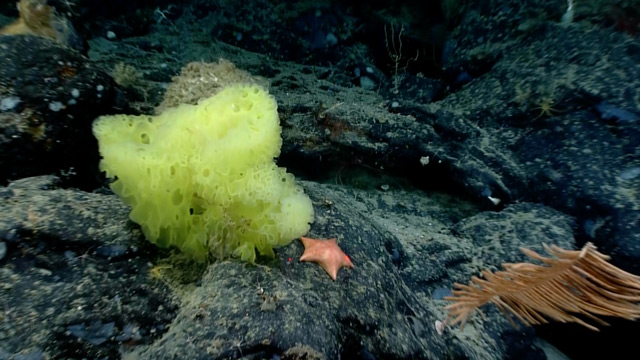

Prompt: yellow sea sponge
[{"left": 93, "top": 84, "right": 314, "bottom": 262}]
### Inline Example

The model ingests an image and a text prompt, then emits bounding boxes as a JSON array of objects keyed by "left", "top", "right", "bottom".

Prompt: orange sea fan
[{"left": 445, "top": 242, "right": 640, "bottom": 331}]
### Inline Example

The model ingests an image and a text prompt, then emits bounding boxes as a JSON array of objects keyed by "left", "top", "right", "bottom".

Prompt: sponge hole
[{"left": 140, "top": 133, "right": 150, "bottom": 144}]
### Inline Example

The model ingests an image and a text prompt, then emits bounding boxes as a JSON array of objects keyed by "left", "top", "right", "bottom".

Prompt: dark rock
[{"left": 0, "top": 35, "right": 115, "bottom": 186}]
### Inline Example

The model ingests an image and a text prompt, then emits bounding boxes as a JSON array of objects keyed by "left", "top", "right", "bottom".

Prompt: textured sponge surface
[{"left": 93, "top": 84, "right": 314, "bottom": 262}]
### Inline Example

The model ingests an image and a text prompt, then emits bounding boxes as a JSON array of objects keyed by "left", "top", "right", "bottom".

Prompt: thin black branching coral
[{"left": 444, "top": 242, "right": 640, "bottom": 331}]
